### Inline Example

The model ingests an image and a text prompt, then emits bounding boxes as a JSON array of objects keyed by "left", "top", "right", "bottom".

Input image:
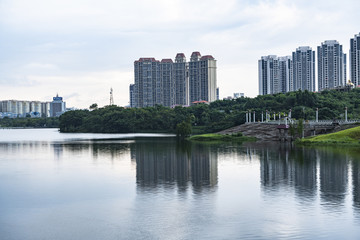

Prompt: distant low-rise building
[
  {"left": 233, "top": 93, "right": 245, "bottom": 98},
  {"left": 0, "top": 95, "right": 66, "bottom": 118}
]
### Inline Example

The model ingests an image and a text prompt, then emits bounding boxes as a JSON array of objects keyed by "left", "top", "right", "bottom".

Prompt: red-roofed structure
[
  {"left": 191, "top": 51, "right": 201, "bottom": 57},
  {"left": 176, "top": 53, "right": 185, "bottom": 58},
  {"left": 161, "top": 59, "right": 173, "bottom": 63},
  {"left": 200, "top": 55, "right": 215, "bottom": 60},
  {"left": 134, "top": 58, "right": 159, "bottom": 63}
]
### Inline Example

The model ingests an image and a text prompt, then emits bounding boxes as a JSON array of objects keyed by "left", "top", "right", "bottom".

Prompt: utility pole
[{"left": 110, "top": 88, "right": 114, "bottom": 105}]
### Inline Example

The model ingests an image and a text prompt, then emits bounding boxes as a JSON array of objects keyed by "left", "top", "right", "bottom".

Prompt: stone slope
[{"left": 218, "top": 123, "right": 279, "bottom": 141}]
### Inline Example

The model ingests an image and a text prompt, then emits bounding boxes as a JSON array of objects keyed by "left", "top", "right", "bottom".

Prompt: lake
[{"left": 0, "top": 128, "right": 360, "bottom": 239}]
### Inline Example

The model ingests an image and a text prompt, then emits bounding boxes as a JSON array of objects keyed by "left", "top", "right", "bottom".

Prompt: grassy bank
[
  {"left": 299, "top": 126, "right": 360, "bottom": 146},
  {"left": 189, "top": 133, "right": 256, "bottom": 142}
]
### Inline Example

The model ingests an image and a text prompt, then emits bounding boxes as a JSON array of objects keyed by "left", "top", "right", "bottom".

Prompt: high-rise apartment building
[
  {"left": 292, "top": 46, "right": 316, "bottom": 92},
  {"left": 350, "top": 33, "right": 360, "bottom": 87},
  {"left": 259, "top": 55, "right": 277, "bottom": 95},
  {"left": 174, "top": 53, "right": 188, "bottom": 106},
  {"left": 278, "top": 56, "right": 293, "bottom": 92},
  {"left": 160, "top": 59, "right": 175, "bottom": 107},
  {"left": 318, "top": 40, "right": 347, "bottom": 91},
  {"left": 189, "top": 52, "right": 217, "bottom": 103},
  {"left": 129, "top": 84, "right": 135, "bottom": 108},
  {"left": 134, "top": 58, "right": 160, "bottom": 108},
  {"left": 258, "top": 55, "right": 292, "bottom": 95},
  {"left": 132, "top": 52, "right": 217, "bottom": 107}
]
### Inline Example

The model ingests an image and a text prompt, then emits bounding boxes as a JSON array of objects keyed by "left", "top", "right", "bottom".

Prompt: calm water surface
[{"left": 0, "top": 128, "right": 360, "bottom": 239}]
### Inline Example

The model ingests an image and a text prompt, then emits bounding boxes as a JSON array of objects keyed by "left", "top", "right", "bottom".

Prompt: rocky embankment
[
  {"left": 218, "top": 123, "right": 279, "bottom": 141},
  {"left": 218, "top": 122, "right": 359, "bottom": 142}
]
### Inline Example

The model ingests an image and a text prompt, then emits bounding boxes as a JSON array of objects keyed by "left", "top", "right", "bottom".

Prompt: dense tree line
[
  {"left": 58, "top": 88, "right": 360, "bottom": 133},
  {"left": 0, "top": 117, "right": 59, "bottom": 128}
]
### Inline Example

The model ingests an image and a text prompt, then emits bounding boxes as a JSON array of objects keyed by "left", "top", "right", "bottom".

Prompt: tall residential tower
[
  {"left": 258, "top": 55, "right": 292, "bottom": 95},
  {"left": 318, "top": 40, "right": 347, "bottom": 91},
  {"left": 292, "top": 46, "right": 316, "bottom": 92},
  {"left": 189, "top": 52, "right": 217, "bottom": 103},
  {"left": 132, "top": 52, "right": 217, "bottom": 107},
  {"left": 350, "top": 33, "right": 360, "bottom": 87}
]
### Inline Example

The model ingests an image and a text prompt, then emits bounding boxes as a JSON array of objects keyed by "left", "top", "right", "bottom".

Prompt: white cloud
[{"left": 1, "top": 0, "right": 360, "bottom": 105}]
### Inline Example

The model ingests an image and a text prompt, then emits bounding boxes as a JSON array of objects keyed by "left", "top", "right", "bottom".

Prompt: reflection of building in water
[
  {"left": 291, "top": 148, "right": 317, "bottom": 200},
  {"left": 259, "top": 145, "right": 317, "bottom": 200},
  {"left": 260, "top": 147, "right": 291, "bottom": 187},
  {"left": 190, "top": 144, "right": 217, "bottom": 188},
  {"left": 134, "top": 139, "right": 218, "bottom": 189},
  {"left": 319, "top": 150, "right": 348, "bottom": 206},
  {"left": 352, "top": 159, "right": 360, "bottom": 212},
  {"left": 52, "top": 143, "right": 64, "bottom": 161}
]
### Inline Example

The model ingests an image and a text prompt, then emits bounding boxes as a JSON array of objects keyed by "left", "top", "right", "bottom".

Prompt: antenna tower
[{"left": 110, "top": 88, "right": 114, "bottom": 105}]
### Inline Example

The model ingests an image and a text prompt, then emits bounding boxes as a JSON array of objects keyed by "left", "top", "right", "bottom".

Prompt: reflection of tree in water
[{"left": 133, "top": 138, "right": 218, "bottom": 191}]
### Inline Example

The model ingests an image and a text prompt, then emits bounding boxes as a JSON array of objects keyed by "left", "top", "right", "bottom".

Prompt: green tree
[
  {"left": 176, "top": 120, "right": 192, "bottom": 139},
  {"left": 89, "top": 103, "right": 98, "bottom": 110}
]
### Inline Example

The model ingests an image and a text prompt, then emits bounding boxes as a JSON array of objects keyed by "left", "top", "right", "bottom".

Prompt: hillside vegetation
[{"left": 59, "top": 89, "right": 360, "bottom": 133}]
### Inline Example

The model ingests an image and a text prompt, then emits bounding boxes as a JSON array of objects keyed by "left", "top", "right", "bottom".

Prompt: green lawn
[{"left": 299, "top": 126, "right": 360, "bottom": 145}]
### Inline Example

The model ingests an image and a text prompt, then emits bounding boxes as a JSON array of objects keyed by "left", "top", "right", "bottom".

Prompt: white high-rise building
[
  {"left": 259, "top": 55, "right": 277, "bottom": 95},
  {"left": 350, "top": 33, "right": 360, "bottom": 87},
  {"left": 278, "top": 56, "right": 293, "bottom": 93},
  {"left": 292, "top": 46, "right": 316, "bottom": 92},
  {"left": 258, "top": 55, "right": 292, "bottom": 95},
  {"left": 318, "top": 40, "right": 347, "bottom": 91}
]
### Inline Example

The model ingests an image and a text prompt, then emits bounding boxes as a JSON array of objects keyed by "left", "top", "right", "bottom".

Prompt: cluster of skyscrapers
[
  {"left": 130, "top": 51, "right": 217, "bottom": 108},
  {"left": 259, "top": 32, "right": 360, "bottom": 95},
  {"left": 0, "top": 94, "right": 66, "bottom": 118}
]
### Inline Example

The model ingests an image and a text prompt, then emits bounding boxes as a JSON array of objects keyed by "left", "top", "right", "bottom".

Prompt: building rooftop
[
  {"left": 135, "top": 58, "right": 159, "bottom": 63},
  {"left": 191, "top": 51, "right": 201, "bottom": 57},
  {"left": 200, "top": 55, "right": 215, "bottom": 60},
  {"left": 161, "top": 59, "right": 173, "bottom": 63},
  {"left": 296, "top": 46, "right": 312, "bottom": 52},
  {"left": 175, "top": 53, "right": 186, "bottom": 58},
  {"left": 322, "top": 40, "right": 339, "bottom": 45}
]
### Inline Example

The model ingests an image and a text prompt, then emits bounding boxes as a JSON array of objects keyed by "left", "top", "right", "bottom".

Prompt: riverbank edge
[
  {"left": 188, "top": 133, "right": 257, "bottom": 142},
  {"left": 0, "top": 127, "right": 58, "bottom": 129}
]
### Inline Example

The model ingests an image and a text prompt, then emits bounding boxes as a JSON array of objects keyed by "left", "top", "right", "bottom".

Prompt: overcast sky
[{"left": 0, "top": 0, "right": 359, "bottom": 108}]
